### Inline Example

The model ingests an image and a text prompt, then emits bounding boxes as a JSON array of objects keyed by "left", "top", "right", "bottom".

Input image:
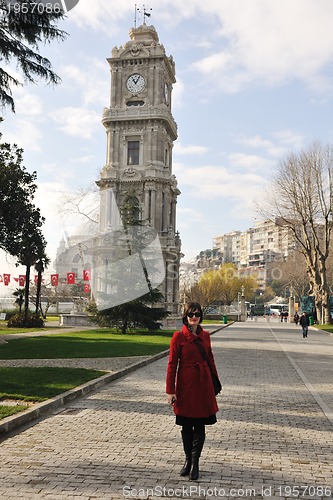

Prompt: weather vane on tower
[{"left": 134, "top": 4, "right": 152, "bottom": 28}]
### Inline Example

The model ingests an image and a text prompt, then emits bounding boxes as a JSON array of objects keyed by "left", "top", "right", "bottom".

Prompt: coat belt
[{"left": 181, "top": 361, "right": 208, "bottom": 382}]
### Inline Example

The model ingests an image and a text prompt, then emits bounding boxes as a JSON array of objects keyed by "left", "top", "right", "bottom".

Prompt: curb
[{"left": 0, "top": 324, "right": 229, "bottom": 437}]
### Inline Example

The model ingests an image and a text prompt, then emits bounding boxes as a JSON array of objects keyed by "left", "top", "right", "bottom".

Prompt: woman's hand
[{"left": 167, "top": 394, "right": 176, "bottom": 405}]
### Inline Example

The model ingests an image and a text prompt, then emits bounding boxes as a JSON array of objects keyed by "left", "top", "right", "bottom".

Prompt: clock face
[
  {"left": 126, "top": 74, "right": 146, "bottom": 94},
  {"left": 164, "top": 83, "right": 169, "bottom": 102}
]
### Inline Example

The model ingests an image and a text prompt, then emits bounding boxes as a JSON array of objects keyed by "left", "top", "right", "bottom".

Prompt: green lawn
[
  {"left": 0, "top": 405, "right": 26, "bottom": 419},
  {"left": 0, "top": 330, "right": 173, "bottom": 359},
  {"left": 0, "top": 366, "right": 107, "bottom": 419},
  {"left": 0, "top": 366, "right": 107, "bottom": 401},
  {"left": 0, "top": 329, "right": 173, "bottom": 420}
]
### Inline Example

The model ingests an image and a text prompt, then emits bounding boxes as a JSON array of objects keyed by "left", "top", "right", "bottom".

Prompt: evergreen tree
[
  {"left": 0, "top": 128, "right": 47, "bottom": 325},
  {"left": 96, "top": 288, "right": 169, "bottom": 334},
  {"left": 0, "top": 0, "right": 67, "bottom": 111}
]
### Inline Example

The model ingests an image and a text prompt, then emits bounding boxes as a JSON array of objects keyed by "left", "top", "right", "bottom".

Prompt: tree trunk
[
  {"left": 35, "top": 270, "right": 42, "bottom": 316},
  {"left": 24, "top": 265, "right": 31, "bottom": 326},
  {"left": 122, "top": 317, "right": 128, "bottom": 334}
]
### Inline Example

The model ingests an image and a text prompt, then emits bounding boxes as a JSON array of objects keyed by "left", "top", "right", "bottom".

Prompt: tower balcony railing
[{"left": 102, "top": 105, "right": 178, "bottom": 134}]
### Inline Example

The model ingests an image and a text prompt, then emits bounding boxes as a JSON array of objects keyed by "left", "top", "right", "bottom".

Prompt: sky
[{"left": 2, "top": 0, "right": 333, "bottom": 287}]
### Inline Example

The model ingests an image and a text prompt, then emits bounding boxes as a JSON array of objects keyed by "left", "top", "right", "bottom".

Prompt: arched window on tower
[{"left": 122, "top": 195, "right": 140, "bottom": 225}]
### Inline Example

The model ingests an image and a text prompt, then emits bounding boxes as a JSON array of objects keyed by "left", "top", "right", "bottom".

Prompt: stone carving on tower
[{"left": 95, "top": 22, "right": 182, "bottom": 313}]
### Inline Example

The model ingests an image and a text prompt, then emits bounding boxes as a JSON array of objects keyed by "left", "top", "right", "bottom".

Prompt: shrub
[
  {"left": 2, "top": 309, "right": 18, "bottom": 320},
  {"left": 7, "top": 313, "right": 44, "bottom": 328}
]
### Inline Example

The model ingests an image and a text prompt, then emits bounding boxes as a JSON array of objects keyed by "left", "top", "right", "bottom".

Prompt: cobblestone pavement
[{"left": 0, "top": 319, "right": 332, "bottom": 499}]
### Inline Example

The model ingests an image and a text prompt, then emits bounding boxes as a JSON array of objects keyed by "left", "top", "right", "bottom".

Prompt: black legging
[{"left": 182, "top": 423, "right": 205, "bottom": 436}]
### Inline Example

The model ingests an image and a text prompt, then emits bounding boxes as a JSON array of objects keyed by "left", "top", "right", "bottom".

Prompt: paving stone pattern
[{"left": 0, "top": 319, "right": 332, "bottom": 499}]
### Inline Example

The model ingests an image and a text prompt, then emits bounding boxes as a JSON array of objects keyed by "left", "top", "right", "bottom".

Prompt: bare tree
[
  {"left": 260, "top": 142, "right": 333, "bottom": 323},
  {"left": 58, "top": 186, "right": 99, "bottom": 225},
  {"left": 266, "top": 249, "right": 310, "bottom": 303}
]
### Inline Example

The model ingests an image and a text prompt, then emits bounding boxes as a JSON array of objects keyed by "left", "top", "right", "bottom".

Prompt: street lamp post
[
  {"left": 241, "top": 285, "right": 246, "bottom": 322},
  {"left": 288, "top": 286, "right": 295, "bottom": 323},
  {"left": 237, "top": 291, "right": 241, "bottom": 321}
]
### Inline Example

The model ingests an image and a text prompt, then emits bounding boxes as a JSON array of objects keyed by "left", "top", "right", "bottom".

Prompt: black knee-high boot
[
  {"left": 189, "top": 432, "right": 205, "bottom": 481},
  {"left": 179, "top": 429, "right": 193, "bottom": 476}
]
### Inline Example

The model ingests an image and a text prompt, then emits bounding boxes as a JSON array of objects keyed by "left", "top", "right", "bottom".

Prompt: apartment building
[{"left": 213, "top": 218, "right": 296, "bottom": 287}]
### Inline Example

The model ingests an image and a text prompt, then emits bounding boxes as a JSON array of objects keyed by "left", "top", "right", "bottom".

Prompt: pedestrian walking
[
  {"left": 300, "top": 311, "right": 310, "bottom": 338},
  {"left": 166, "top": 302, "right": 220, "bottom": 481},
  {"left": 294, "top": 312, "right": 300, "bottom": 325}
]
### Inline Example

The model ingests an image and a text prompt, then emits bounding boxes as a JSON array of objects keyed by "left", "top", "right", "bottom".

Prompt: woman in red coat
[{"left": 166, "top": 302, "right": 220, "bottom": 480}]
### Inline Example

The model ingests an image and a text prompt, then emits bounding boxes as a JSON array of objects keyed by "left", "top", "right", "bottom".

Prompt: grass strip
[
  {"left": 0, "top": 330, "right": 172, "bottom": 359},
  {"left": 315, "top": 325, "right": 333, "bottom": 333},
  {"left": 0, "top": 366, "right": 107, "bottom": 402},
  {"left": 0, "top": 405, "right": 27, "bottom": 419}
]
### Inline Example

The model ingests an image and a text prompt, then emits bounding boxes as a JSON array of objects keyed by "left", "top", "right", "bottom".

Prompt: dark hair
[{"left": 182, "top": 302, "right": 203, "bottom": 325}]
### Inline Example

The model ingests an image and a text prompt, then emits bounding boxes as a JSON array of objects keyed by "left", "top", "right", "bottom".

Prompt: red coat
[{"left": 166, "top": 324, "right": 219, "bottom": 419}]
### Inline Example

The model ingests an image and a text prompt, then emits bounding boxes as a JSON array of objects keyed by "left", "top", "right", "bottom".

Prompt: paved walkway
[{"left": 0, "top": 319, "right": 332, "bottom": 499}]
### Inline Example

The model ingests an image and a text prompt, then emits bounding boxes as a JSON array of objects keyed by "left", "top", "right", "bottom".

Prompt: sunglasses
[{"left": 187, "top": 312, "right": 201, "bottom": 318}]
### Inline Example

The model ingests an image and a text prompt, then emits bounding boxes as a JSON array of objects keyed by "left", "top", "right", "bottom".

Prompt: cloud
[
  {"left": 234, "top": 132, "right": 305, "bottom": 158},
  {"left": 177, "top": 207, "right": 204, "bottom": 226},
  {"left": 70, "top": 0, "right": 133, "bottom": 33},
  {"left": 69, "top": 155, "right": 96, "bottom": 164},
  {"left": 50, "top": 107, "right": 100, "bottom": 138},
  {"left": 192, "top": 0, "right": 333, "bottom": 93},
  {"left": 235, "top": 135, "right": 274, "bottom": 150},
  {"left": 174, "top": 142, "right": 209, "bottom": 155},
  {"left": 271, "top": 130, "right": 304, "bottom": 150},
  {"left": 174, "top": 161, "right": 267, "bottom": 203},
  {"left": 1, "top": 119, "right": 42, "bottom": 152},
  {"left": 60, "top": 61, "right": 109, "bottom": 106},
  {"left": 228, "top": 153, "right": 274, "bottom": 172},
  {"left": 15, "top": 93, "right": 43, "bottom": 116}
]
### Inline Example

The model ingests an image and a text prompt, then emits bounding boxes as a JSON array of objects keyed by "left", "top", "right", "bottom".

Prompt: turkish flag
[
  {"left": 67, "top": 272, "right": 75, "bottom": 285},
  {"left": 19, "top": 275, "right": 26, "bottom": 286},
  {"left": 83, "top": 269, "right": 90, "bottom": 281},
  {"left": 84, "top": 284, "right": 90, "bottom": 293},
  {"left": 3, "top": 274, "right": 10, "bottom": 286},
  {"left": 51, "top": 274, "right": 59, "bottom": 286},
  {"left": 34, "top": 275, "right": 39, "bottom": 284}
]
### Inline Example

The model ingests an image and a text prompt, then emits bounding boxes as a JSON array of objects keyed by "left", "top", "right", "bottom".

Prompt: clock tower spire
[{"left": 96, "top": 22, "right": 181, "bottom": 313}]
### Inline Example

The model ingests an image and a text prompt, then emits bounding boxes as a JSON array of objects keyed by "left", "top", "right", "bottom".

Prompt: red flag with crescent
[
  {"left": 83, "top": 269, "right": 90, "bottom": 281},
  {"left": 19, "top": 275, "right": 26, "bottom": 286},
  {"left": 51, "top": 274, "right": 59, "bottom": 286},
  {"left": 67, "top": 272, "right": 75, "bottom": 285},
  {"left": 3, "top": 274, "right": 10, "bottom": 286},
  {"left": 84, "top": 284, "right": 90, "bottom": 293}
]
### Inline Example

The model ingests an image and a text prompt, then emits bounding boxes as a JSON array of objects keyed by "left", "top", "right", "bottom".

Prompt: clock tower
[{"left": 96, "top": 22, "right": 181, "bottom": 313}]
